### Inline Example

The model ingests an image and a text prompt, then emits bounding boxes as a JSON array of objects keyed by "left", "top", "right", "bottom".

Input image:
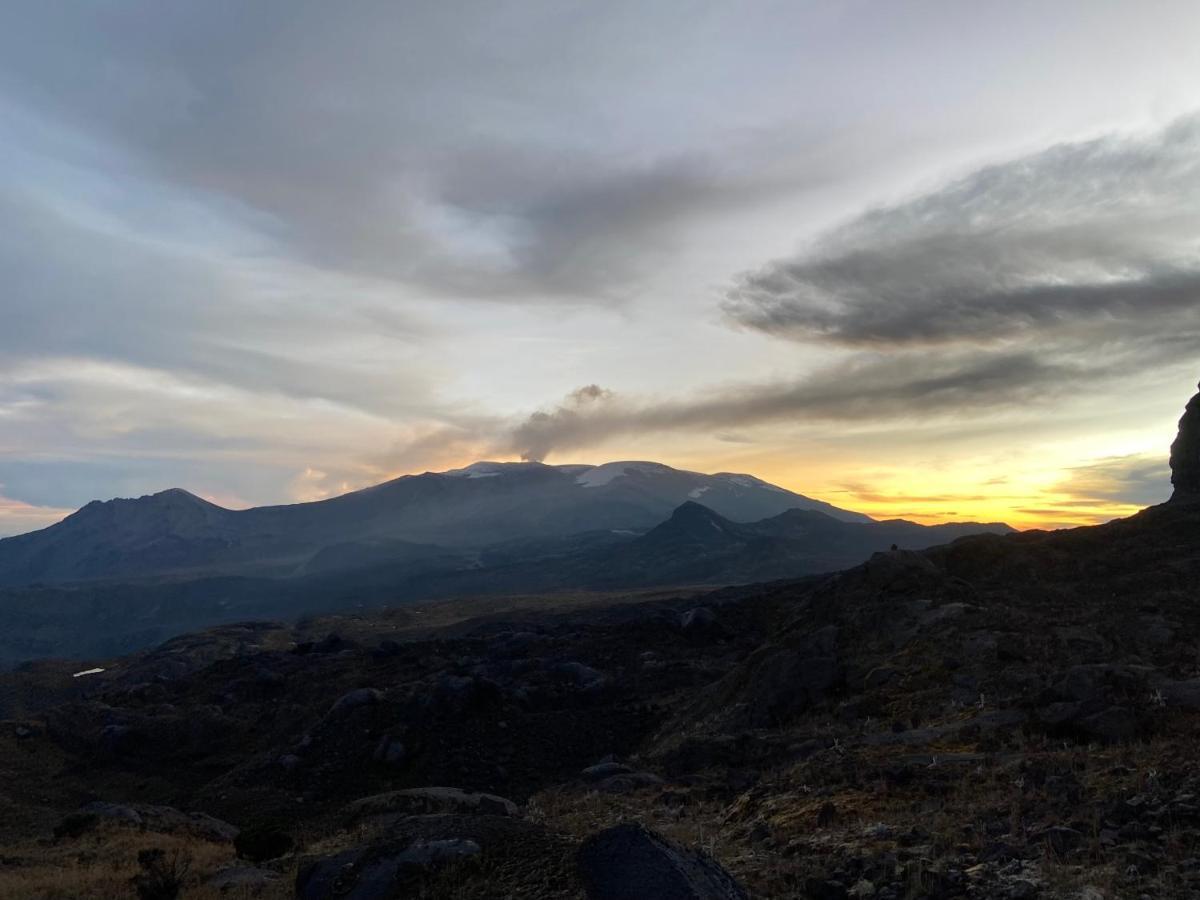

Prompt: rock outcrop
[
  {"left": 342, "top": 787, "right": 521, "bottom": 826},
  {"left": 576, "top": 823, "right": 749, "bottom": 900},
  {"left": 1171, "top": 381, "right": 1200, "bottom": 502}
]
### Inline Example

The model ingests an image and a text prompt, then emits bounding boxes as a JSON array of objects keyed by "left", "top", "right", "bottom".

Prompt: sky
[{"left": 1, "top": 0, "right": 1199, "bottom": 536}]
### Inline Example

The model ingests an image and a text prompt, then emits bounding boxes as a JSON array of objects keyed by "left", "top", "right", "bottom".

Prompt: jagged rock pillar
[{"left": 1170, "top": 382, "right": 1200, "bottom": 502}]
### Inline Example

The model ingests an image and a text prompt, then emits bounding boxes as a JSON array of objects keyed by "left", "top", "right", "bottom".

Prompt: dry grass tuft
[{"left": 0, "top": 826, "right": 296, "bottom": 900}]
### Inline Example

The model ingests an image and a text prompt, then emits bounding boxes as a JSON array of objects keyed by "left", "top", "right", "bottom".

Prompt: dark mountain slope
[
  {"left": 0, "top": 489, "right": 245, "bottom": 585},
  {"left": 580, "top": 501, "right": 1013, "bottom": 588},
  {"left": 0, "top": 460, "right": 869, "bottom": 586},
  {"left": 0, "top": 499, "right": 1198, "bottom": 897},
  {"left": 0, "top": 500, "right": 1009, "bottom": 666}
]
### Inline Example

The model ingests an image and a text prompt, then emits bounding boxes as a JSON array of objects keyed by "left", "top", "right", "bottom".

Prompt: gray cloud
[
  {"left": 0, "top": 3, "right": 815, "bottom": 304},
  {"left": 1, "top": 1, "right": 1198, "bottom": 522},
  {"left": 0, "top": 181, "right": 441, "bottom": 420},
  {"left": 510, "top": 350, "right": 1089, "bottom": 461},
  {"left": 725, "top": 116, "right": 1200, "bottom": 346},
  {"left": 509, "top": 320, "right": 1200, "bottom": 462}
]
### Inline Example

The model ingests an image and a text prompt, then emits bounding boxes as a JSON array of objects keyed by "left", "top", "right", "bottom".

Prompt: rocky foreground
[
  {"left": 1, "top": 491, "right": 1200, "bottom": 898},
  {"left": 0, "top": 384, "right": 1196, "bottom": 898}
]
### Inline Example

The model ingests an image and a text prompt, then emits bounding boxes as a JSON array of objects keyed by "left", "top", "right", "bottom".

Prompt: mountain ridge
[
  {"left": 0, "top": 497, "right": 1013, "bottom": 666},
  {"left": 0, "top": 462, "right": 1196, "bottom": 897},
  {"left": 0, "top": 460, "right": 875, "bottom": 586}
]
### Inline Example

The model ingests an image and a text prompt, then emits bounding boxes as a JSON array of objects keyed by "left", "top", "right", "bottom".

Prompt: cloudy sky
[{"left": 2, "top": 1, "right": 1199, "bottom": 535}]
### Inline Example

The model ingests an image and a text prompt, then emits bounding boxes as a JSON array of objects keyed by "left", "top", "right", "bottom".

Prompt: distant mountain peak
[
  {"left": 670, "top": 500, "right": 728, "bottom": 521},
  {"left": 650, "top": 501, "right": 744, "bottom": 543},
  {"left": 149, "top": 487, "right": 217, "bottom": 506},
  {"left": 0, "top": 456, "right": 872, "bottom": 585},
  {"left": 154, "top": 487, "right": 201, "bottom": 499},
  {"left": 76, "top": 487, "right": 208, "bottom": 507}
]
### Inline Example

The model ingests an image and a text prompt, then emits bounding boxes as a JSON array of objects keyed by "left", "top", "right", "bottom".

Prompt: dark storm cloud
[{"left": 725, "top": 116, "right": 1200, "bottom": 346}]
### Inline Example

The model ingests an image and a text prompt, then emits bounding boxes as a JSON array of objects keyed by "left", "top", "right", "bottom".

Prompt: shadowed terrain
[
  {"left": 0, "top": 464, "right": 1007, "bottom": 667},
  {"left": 0, "top": 385, "right": 1194, "bottom": 898}
]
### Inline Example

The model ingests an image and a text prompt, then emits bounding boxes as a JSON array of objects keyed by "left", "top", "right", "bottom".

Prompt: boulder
[
  {"left": 79, "top": 801, "right": 143, "bottom": 827},
  {"left": 721, "top": 626, "right": 840, "bottom": 728},
  {"left": 852, "top": 549, "right": 942, "bottom": 592},
  {"left": 328, "top": 688, "right": 383, "bottom": 716},
  {"left": 294, "top": 633, "right": 345, "bottom": 655},
  {"left": 344, "top": 787, "right": 520, "bottom": 825},
  {"left": 582, "top": 761, "right": 635, "bottom": 781},
  {"left": 373, "top": 639, "right": 402, "bottom": 658},
  {"left": 315, "top": 633, "right": 346, "bottom": 653},
  {"left": 1054, "top": 664, "right": 1148, "bottom": 706},
  {"left": 372, "top": 735, "right": 406, "bottom": 766},
  {"left": 805, "top": 879, "right": 849, "bottom": 900},
  {"left": 59, "top": 802, "right": 239, "bottom": 843},
  {"left": 1162, "top": 679, "right": 1200, "bottom": 710},
  {"left": 1038, "top": 826, "right": 1085, "bottom": 855},
  {"left": 1080, "top": 706, "right": 1137, "bottom": 743},
  {"left": 553, "top": 661, "right": 609, "bottom": 688},
  {"left": 278, "top": 753, "right": 303, "bottom": 771},
  {"left": 171, "top": 809, "right": 241, "bottom": 843},
  {"left": 583, "top": 763, "right": 633, "bottom": 782},
  {"left": 679, "top": 607, "right": 724, "bottom": 640},
  {"left": 207, "top": 866, "right": 280, "bottom": 892},
  {"left": 864, "top": 666, "right": 900, "bottom": 689},
  {"left": 296, "top": 838, "right": 480, "bottom": 900},
  {"left": 235, "top": 824, "right": 294, "bottom": 862},
  {"left": 577, "top": 823, "right": 748, "bottom": 899},
  {"left": 597, "top": 772, "right": 665, "bottom": 794}
]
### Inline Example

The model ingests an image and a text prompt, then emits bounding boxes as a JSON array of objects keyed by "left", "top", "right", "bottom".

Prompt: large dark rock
[
  {"left": 596, "top": 771, "right": 665, "bottom": 794},
  {"left": 296, "top": 839, "right": 480, "bottom": 899},
  {"left": 1171, "top": 381, "right": 1200, "bottom": 502},
  {"left": 582, "top": 760, "right": 634, "bottom": 781},
  {"left": 206, "top": 866, "right": 280, "bottom": 892},
  {"left": 234, "top": 824, "right": 294, "bottom": 862},
  {"left": 1036, "top": 665, "right": 1149, "bottom": 743},
  {"left": 577, "top": 823, "right": 748, "bottom": 900},
  {"left": 343, "top": 787, "right": 520, "bottom": 826},
  {"left": 57, "top": 802, "right": 239, "bottom": 843},
  {"left": 715, "top": 625, "right": 841, "bottom": 728},
  {"left": 679, "top": 607, "right": 724, "bottom": 641},
  {"left": 297, "top": 815, "right": 569, "bottom": 899},
  {"left": 328, "top": 687, "right": 383, "bottom": 716}
]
